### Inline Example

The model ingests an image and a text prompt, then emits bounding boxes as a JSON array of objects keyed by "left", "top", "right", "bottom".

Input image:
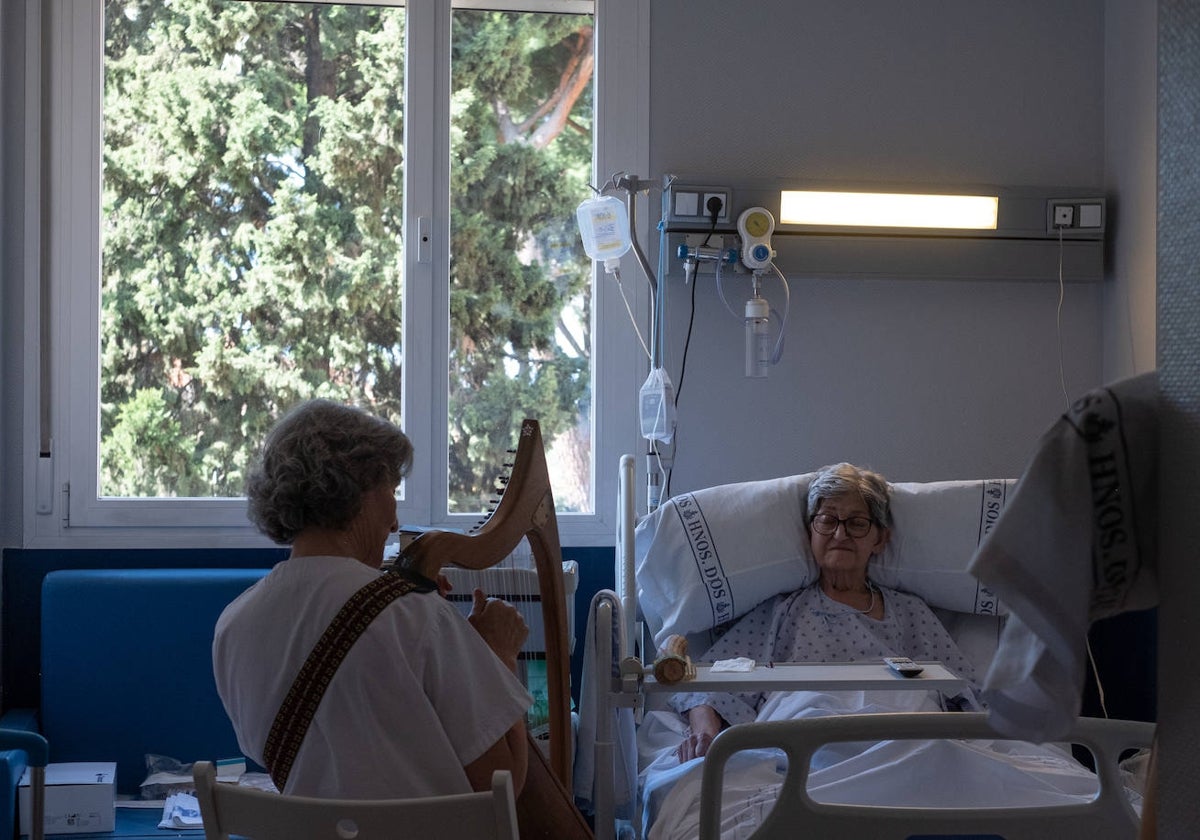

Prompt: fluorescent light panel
[{"left": 779, "top": 190, "right": 999, "bottom": 230}]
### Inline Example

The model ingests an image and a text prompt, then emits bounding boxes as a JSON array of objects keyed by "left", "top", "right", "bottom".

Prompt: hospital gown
[{"left": 669, "top": 582, "right": 978, "bottom": 725}]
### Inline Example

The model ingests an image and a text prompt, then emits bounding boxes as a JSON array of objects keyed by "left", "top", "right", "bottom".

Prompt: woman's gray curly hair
[
  {"left": 245, "top": 399, "right": 414, "bottom": 544},
  {"left": 806, "top": 462, "right": 893, "bottom": 528}
]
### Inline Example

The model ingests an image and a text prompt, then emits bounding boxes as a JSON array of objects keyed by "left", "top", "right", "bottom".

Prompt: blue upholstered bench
[{"left": 1, "top": 568, "right": 269, "bottom": 839}]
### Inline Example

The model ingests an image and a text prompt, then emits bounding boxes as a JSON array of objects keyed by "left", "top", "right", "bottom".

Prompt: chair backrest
[
  {"left": 699, "top": 713, "right": 1154, "bottom": 840},
  {"left": 192, "top": 761, "right": 520, "bottom": 840},
  {"left": 40, "top": 568, "right": 269, "bottom": 794}
]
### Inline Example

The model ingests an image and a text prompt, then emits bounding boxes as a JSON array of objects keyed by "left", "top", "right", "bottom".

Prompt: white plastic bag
[{"left": 639, "top": 368, "right": 676, "bottom": 443}]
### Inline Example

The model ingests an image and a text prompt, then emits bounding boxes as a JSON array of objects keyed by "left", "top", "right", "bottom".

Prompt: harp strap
[{"left": 263, "top": 568, "right": 436, "bottom": 791}]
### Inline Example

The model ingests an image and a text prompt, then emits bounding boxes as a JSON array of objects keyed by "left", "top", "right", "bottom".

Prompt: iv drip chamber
[{"left": 745, "top": 296, "right": 770, "bottom": 378}]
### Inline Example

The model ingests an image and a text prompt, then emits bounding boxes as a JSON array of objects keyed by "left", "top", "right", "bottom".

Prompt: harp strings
[{"left": 457, "top": 442, "right": 548, "bottom": 731}]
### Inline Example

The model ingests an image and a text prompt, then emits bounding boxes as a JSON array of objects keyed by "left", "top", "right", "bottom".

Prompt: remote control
[{"left": 883, "top": 657, "right": 924, "bottom": 677}]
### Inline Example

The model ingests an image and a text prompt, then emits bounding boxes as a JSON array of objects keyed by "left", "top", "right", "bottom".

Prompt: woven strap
[{"left": 263, "top": 570, "right": 434, "bottom": 790}]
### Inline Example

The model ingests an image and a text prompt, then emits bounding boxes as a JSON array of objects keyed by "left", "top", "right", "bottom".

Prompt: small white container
[{"left": 576, "top": 194, "right": 631, "bottom": 269}]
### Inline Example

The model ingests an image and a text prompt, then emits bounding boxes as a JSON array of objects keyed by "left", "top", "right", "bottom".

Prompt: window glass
[
  {"left": 95, "top": 0, "right": 596, "bottom": 517},
  {"left": 448, "top": 8, "right": 594, "bottom": 513},
  {"left": 100, "top": 0, "right": 407, "bottom": 498}
]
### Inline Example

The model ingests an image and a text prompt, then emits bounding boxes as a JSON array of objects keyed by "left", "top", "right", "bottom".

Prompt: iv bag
[
  {"left": 639, "top": 367, "right": 676, "bottom": 444},
  {"left": 576, "top": 194, "right": 631, "bottom": 269}
]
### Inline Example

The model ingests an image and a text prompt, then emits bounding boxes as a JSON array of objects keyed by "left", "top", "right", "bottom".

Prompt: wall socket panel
[
  {"left": 666, "top": 184, "right": 733, "bottom": 226},
  {"left": 1046, "top": 198, "right": 1106, "bottom": 237}
]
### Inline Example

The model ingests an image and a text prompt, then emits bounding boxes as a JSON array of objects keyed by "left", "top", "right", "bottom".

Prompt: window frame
[{"left": 25, "top": 0, "right": 648, "bottom": 548}]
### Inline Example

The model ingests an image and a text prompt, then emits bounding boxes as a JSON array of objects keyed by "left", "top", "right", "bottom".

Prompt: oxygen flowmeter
[{"left": 737, "top": 206, "right": 775, "bottom": 270}]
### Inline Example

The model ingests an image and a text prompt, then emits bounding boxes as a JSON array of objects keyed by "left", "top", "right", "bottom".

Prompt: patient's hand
[
  {"left": 677, "top": 705, "right": 724, "bottom": 762},
  {"left": 468, "top": 588, "right": 529, "bottom": 671}
]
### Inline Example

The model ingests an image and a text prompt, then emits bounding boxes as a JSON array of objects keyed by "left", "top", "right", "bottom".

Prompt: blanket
[{"left": 641, "top": 691, "right": 1129, "bottom": 840}]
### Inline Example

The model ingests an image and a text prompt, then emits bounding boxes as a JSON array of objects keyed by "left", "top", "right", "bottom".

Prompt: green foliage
[
  {"left": 100, "top": 0, "right": 593, "bottom": 509},
  {"left": 102, "top": 387, "right": 202, "bottom": 497},
  {"left": 447, "top": 11, "right": 593, "bottom": 508}
]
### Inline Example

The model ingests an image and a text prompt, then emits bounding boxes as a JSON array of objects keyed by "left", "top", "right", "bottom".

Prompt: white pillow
[
  {"left": 635, "top": 474, "right": 818, "bottom": 648},
  {"left": 634, "top": 473, "right": 1014, "bottom": 647}
]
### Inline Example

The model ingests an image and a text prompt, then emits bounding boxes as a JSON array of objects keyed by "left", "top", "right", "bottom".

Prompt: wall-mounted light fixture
[
  {"left": 663, "top": 179, "right": 1107, "bottom": 282},
  {"left": 778, "top": 190, "right": 999, "bottom": 231}
]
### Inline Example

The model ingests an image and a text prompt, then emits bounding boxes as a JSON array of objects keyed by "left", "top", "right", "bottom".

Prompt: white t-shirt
[{"left": 213, "top": 556, "right": 533, "bottom": 798}]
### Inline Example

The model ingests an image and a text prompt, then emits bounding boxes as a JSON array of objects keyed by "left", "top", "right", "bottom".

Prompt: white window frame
[{"left": 24, "top": 0, "right": 648, "bottom": 549}]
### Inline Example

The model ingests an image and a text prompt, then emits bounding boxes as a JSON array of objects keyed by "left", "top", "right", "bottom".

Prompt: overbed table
[{"left": 640, "top": 661, "right": 965, "bottom": 693}]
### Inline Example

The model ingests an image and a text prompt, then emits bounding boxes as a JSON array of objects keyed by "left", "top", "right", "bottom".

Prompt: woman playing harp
[{"left": 212, "top": 400, "right": 591, "bottom": 838}]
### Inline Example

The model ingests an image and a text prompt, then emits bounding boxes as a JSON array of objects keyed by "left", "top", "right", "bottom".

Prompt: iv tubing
[{"left": 768, "top": 262, "right": 792, "bottom": 364}]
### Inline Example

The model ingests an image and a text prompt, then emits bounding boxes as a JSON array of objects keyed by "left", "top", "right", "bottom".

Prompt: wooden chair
[{"left": 192, "top": 761, "right": 519, "bottom": 840}]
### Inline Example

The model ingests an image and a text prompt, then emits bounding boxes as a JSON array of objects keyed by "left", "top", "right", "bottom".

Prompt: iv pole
[
  {"left": 612, "top": 174, "right": 671, "bottom": 513},
  {"left": 614, "top": 174, "right": 662, "bottom": 367}
]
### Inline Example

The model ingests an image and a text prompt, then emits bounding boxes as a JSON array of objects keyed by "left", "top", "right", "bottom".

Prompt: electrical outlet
[
  {"left": 666, "top": 184, "right": 733, "bottom": 225},
  {"left": 702, "top": 193, "right": 728, "bottom": 221},
  {"left": 1046, "top": 197, "right": 1106, "bottom": 237}
]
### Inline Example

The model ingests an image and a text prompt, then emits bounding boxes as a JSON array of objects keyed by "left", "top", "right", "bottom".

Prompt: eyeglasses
[{"left": 809, "top": 513, "right": 875, "bottom": 538}]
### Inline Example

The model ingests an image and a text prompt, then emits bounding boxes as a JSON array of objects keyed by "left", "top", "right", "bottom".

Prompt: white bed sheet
[{"left": 638, "top": 690, "right": 1137, "bottom": 840}]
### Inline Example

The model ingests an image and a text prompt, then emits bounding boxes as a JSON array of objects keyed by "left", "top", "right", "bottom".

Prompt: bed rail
[
  {"left": 617, "top": 452, "right": 637, "bottom": 660},
  {"left": 700, "top": 712, "right": 1153, "bottom": 840}
]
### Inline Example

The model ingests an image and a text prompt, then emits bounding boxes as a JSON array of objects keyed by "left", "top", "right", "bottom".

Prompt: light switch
[
  {"left": 1078, "top": 203, "right": 1103, "bottom": 228},
  {"left": 674, "top": 191, "right": 699, "bottom": 217}
]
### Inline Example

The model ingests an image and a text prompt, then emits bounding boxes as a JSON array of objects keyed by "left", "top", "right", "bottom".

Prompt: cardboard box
[{"left": 19, "top": 762, "right": 116, "bottom": 836}]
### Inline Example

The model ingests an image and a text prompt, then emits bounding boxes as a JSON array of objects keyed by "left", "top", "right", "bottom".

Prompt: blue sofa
[{"left": 1, "top": 568, "right": 269, "bottom": 839}]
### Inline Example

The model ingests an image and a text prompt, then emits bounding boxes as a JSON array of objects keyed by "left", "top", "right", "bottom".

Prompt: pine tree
[{"left": 99, "top": 0, "right": 593, "bottom": 510}]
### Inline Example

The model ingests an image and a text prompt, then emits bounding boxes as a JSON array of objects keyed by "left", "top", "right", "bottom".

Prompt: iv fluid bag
[
  {"left": 639, "top": 367, "right": 676, "bottom": 444},
  {"left": 576, "top": 194, "right": 631, "bottom": 266}
]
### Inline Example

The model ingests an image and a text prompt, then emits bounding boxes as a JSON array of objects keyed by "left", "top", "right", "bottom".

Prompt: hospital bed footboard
[{"left": 699, "top": 712, "right": 1154, "bottom": 840}]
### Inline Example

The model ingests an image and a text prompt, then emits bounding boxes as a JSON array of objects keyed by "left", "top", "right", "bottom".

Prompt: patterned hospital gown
[{"left": 669, "top": 582, "right": 978, "bottom": 726}]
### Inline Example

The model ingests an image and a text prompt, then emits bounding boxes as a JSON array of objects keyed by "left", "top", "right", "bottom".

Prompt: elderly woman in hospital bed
[
  {"left": 632, "top": 462, "right": 1137, "bottom": 840},
  {"left": 671, "top": 462, "right": 977, "bottom": 763}
]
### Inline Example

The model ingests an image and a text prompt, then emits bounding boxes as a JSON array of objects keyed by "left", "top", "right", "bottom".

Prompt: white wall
[
  {"left": 642, "top": 0, "right": 1114, "bottom": 492},
  {"left": 1104, "top": 0, "right": 1157, "bottom": 381}
]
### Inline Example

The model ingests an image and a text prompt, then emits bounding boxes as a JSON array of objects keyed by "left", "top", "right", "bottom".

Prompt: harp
[{"left": 400, "top": 419, "right": 573, "bottom": 792}]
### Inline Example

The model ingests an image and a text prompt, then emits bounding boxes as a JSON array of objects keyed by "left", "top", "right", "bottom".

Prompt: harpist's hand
[
  {"left": 677, "top": 705, "right": 724, "bottom": 762},
  {"left": 435, "top": 573, "right": 453, "bottom": 598},
  {"left": 468, "top": 588, "right": 529, "bottom": 671}
]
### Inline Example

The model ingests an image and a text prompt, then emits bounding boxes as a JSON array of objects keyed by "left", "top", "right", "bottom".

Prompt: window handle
[{"left": 417, "top": 216, "right": 431, "bottom": 264}]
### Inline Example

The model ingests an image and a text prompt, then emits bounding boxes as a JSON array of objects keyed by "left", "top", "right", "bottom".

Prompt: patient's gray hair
[
  {"left": 806, "top": 462, "right": 893, "bottom": 528},
  {"left": 245, "top": 399, "right": 413, "bottom": 544}
]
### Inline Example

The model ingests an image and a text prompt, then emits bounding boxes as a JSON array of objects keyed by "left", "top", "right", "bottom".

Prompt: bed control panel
[{"left": 883, "top": 657, "right": 924, "bottom": 677}]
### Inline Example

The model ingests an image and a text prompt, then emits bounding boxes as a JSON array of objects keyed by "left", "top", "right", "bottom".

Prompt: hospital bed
[{"left": 575, "top": 455, "right": 1153, "bottom": 840}]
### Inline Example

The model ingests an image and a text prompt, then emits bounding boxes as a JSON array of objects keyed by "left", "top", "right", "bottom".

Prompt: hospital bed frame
[
  {"left": 584, "top": 455, "right": 1153, "bottom": 840},
  {"left": 701, "top": 713, "right": 1152, "bottom": 840}
]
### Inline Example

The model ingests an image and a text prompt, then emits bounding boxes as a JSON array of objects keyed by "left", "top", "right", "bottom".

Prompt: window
[{"left": 34, "top": 0, "right": 646, "bottom": 547}]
